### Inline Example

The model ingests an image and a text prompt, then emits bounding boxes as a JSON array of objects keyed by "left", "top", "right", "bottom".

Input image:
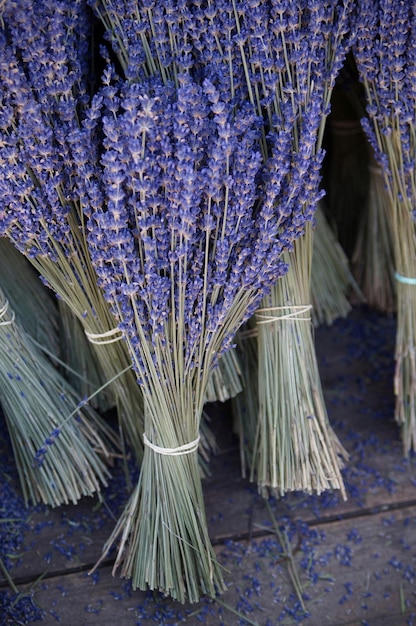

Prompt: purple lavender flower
[
  {"left": 84, "top": 1, "right": 357, "bottom": 384},
  {"left": 0, "top": 0, "right": 113, "bottom": 324},
  {"left": 85, "top": 73, "right": 315, "bottom": 380},
  {"left": 34, "top": 428, "right": 62, "bottom": 467},
  {"left": 354, "top": 0, "right": 415, "bottom": 203},
  {"left": 0, "top": 0, "right": 94, "bottom": 256}
]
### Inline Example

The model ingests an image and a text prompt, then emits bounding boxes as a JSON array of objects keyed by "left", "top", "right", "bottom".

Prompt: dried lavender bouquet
[
  {"left": 0, "top": 0, "right": 144, "bottom": 463},
  {"left": 234, "top": 201, "right": 361, "bottom": 484},
  {"left": 89, "top": 0, "right": 247, "bottom": 409},
  {"left": 99, "top": 0, "right": 353, "bottom": 496},
  {"left": 355, "top": 0, "right": 416, "bottom": 453},
  {"left": 83, "top": 69, "right": 315, "bottom": 600},
  {"left": 0, "top": 288, "right": 117, "bottom": 507},
  {"left": 219, "top": 0, "right": 355, "bottom": 496}
]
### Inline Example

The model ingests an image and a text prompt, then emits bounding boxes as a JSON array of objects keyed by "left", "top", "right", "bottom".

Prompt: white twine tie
[
  {"left": 85, "top": 327, "right": 123, "bottom": 345},
  {"left": 143, "top": 433, "right": 200, "bottom": 456},
  {"left": 0, "top": 299, "right": 15, "bottom": 326},
  {"left": 255, "top": 304, "right": 313, "bottom": 324}
]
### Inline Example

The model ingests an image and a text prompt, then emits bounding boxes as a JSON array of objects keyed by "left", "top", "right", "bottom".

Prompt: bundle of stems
[
  {"left": 0, "top": 237, "right": 60, "bottom": 356},
  {"left": 330, "top": 58, "right": 397, "bottom": 313},
  {"left": 232, "top": 320, "right": 259, "bottom": 478},
  {"left": 311, "top": 202, "right": 363, "bottom": 327},
  {"left": 58, "top": 300, "right": 114, "bottom": 413},
  {"left": 222, "top": 0, "right": 355, "bottom": 496},
  {"left": 0, "top": 1, "right": 144, "bottom": 464},
  {"left": 0, "top": 288, "right": 117, "bottom": 507},
  {"left": 253, "top": 224, "right": 348, "bottom": 497},
  {"left": 82, "top": 44, "right": 330, "bottom": 597},
  {"left": 351, "top": 156, "right": 396, "bottom": 314},
  {"left": 204, "top": 348, "right": 243, "bottom": 404},
  {"left": 233, "top": 203, "right": 359, "bottom": 481},
  {"left": 354, "top": 0, "right": 416, "bottom": 452}
]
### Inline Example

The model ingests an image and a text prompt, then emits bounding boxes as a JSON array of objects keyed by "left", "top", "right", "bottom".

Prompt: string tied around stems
[
  {"left": 0, "top": 299, "right": 15, "bottom": 326},
  {"left": 255, "top": 304, "right": 313, "bottom": 324},
  {"left": 143, "top": 433, "right": 200, "bottom": 456},
  {"left": 395, "top": 272, "right": 416, "bottom": 286},
  {"left": 85, "top": 327, "right": 123, "bottom": 345}
]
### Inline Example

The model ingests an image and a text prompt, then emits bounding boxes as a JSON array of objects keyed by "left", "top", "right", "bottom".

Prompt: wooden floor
[{"left": 2, "top": 306, "right": 416, "bottom": 626}]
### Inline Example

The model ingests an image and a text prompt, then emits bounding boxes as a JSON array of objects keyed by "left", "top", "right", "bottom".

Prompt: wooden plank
[
  {"left": 5, "top": 306, "right": 416, "bottom": 603},
  {"left": 4, "top": 307, "right": 416, "bottom": 586},
  {"left": 5, "top": 419, "right": 416, "bottom": 588},
  {"left": 20, "top": 504, "right": 416, "bottom": 626}
]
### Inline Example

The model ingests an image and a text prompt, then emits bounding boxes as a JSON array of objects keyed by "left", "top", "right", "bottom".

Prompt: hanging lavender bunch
[
  {"left": 354, "top": 0, "right": 416, "bottom": 453},
  {"left": 84, "top": 69, "right": 315, "bottom": 601},
  {"left": 0, "top": 0, "right": 145, "bottom": 464}
]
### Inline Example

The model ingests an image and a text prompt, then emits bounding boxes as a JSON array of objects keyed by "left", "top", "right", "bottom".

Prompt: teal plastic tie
[{"left": 395, "top": 272, "right": 416, "bottom": 285}]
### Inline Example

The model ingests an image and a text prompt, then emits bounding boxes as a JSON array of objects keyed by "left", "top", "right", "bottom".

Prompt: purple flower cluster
[
  {"left": 354, "top": 0, "right": 415, "bottom": 202},
  {"left": 231, "top": 0, "right": 354, "bottom": 109},
  {"left": 90, "top": 1, "right": 356, "bottom": 246},
  {"left": 79, "top": 1, "right": 357, "bottom": 388},
  {"left": 223, "top": 0, "right": 355, "bottom": 224},
  {"left": 0, "top": 0, "right": 92, "bottom": 258},
  {"left": 91, "top": 1, "right": 355, "bottom": 131},
  {"left": 0, "top": 0, "right": 358, "bottom": 389},
  {"left": 34, "top": 428, "right": 62, "bottom": 467},
  {"left": 85, "top": 72, "right": 314, "bottom": 380}
]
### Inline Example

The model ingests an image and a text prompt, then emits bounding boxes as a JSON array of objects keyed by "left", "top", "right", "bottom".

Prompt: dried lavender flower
[
  {"left": 85, "top": 70, "right": 318, "bottom": 602},
  {"left": 354, "top": 0, "right": 416, "bottom": 453},
  {"left": 0, "top": 0, "right": 145, "bottom": 464}
]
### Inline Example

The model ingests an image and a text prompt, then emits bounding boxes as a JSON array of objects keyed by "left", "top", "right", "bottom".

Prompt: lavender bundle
[
  {"left": 355, "top": 0, "right": 416, "bottom": 452},
  {"left": 0, "top": 237, "right": 60, "bottom": 356},
  {"left": 329, "top": 61, "right": 396, "bottom": 313},
  {"left": 89, "top": 0, "right": 354, "bottom": 494},
  {"left": 204, "top": 349, "right": 243, "bottom": 403},
  {"left": 233, "top": 200, "right": 361, "bottom": 482},
  {"left": 311, "top": 202, "right": 363, "bottom": 327},
  {"left": 57, "top": 301, "right": 114, "bottom": 413},
  {"left": 0, "top": 0, "right": 144, "bottom": 463},
  {"left": 351, "top": 154, "right": 396, "bottom": 314},
  {"left": 83, "top": 68, "right": 319, "bottom": 600},
  {"left": 89, "top": 0, "right": 249, "bottom": 409},
  {"left": 0, "top": 288, "right": 116, "bottom": 507},
  {"left": 221, "top": 0, "right": 354, "bottom": 496}
]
